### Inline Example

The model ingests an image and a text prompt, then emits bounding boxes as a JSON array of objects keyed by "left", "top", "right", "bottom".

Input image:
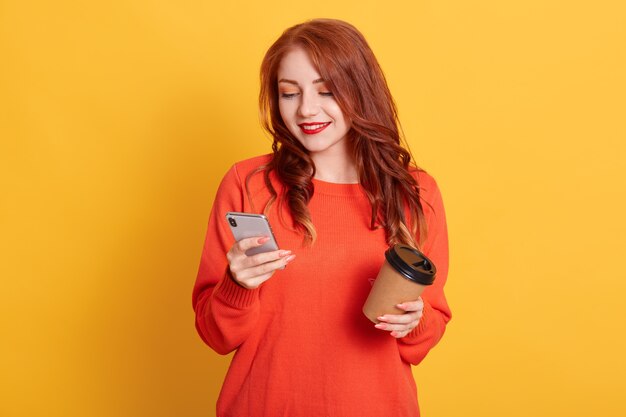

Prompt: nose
[{"left": 297, "top": 90, "right": 320, "bottom": 118}]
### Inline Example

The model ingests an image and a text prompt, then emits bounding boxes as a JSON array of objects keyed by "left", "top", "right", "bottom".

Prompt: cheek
[
  {"left": 278, "top": 102, "right": 300, "bottom": 138},
  {"left": 328, "top": 103, "right": 349, "bottom": 128},
  {"left": 278, "top": 100, "right": 295, "bottom": 124},
  {"left": 278, "top": 101, "right": 287, "bottom": 122}
]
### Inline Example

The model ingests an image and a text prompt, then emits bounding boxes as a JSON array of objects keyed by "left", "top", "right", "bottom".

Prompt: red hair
[{"left": 251, "top": 18, "right": 427, "bottom": 248}]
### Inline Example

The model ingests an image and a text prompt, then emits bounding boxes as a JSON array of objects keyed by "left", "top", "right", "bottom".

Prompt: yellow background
[{"left": 1, "top": 1, "right": 625, "bottom": 416}]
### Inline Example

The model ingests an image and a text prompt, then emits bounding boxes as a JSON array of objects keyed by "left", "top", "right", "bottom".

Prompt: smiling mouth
[{"left": 298, "top": 122, "right": 331, "bottom": 134}]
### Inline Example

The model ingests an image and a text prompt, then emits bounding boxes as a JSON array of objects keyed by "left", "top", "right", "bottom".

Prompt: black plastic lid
[{"left": 384, "top": 244, "right": 436, "bottom": 285}]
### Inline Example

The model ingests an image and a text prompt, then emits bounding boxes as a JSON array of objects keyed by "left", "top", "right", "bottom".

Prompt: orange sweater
[{"left": 192, "top": 155, "right": 451, "bottom": 417}]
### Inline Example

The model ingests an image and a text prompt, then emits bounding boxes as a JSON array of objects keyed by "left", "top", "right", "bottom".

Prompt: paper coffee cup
[{"left": 363, "top": 244, "right": 436, "bottom": 323}]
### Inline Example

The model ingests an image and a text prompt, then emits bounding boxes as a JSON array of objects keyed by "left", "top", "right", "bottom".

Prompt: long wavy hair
[{"left": 249, "top": 18, "right": 428, "bottom": 248}]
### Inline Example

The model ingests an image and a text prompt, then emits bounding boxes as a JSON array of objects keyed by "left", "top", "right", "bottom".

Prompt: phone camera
[{"left": 228, "top": 217, "right": 237, "bottom": 227}]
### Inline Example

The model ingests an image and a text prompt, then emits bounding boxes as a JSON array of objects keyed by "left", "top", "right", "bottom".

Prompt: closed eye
[
  {"left": 320, "top": 92, "right": 334, "bottom": 97},
  {"left": 281, "top": 93, "right": 299, "bottom": 99}
]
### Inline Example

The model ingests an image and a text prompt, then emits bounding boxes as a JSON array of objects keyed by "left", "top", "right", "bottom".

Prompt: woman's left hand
[{"left": 374, "top": 297, "right": 424, "bottom": 338}]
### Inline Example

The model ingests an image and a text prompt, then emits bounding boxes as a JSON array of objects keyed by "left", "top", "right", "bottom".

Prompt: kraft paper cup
[{"left": 363, "top": 244, "right": 436, "bottom": 323}]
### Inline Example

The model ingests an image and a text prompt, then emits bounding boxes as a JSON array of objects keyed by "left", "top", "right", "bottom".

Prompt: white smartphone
[{"left": 225, "top": 212, "right": 280, "bottom": 256}]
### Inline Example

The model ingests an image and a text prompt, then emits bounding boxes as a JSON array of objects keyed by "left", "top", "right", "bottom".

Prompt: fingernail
[
  {"left": 279, "top": 250, "right": 292, "bottom": 257},
  {"left": 285, "top": 254, "right": 296, "bottom": 263},
  {"left": 396, "top": 303, "right": 404, "bottom": 308},
  {"left": 258, "top": 237, "right": 270, "bottom": 244},
  {"left": 377, "top": 316, "right": 386, "bottom": 322},
  {"left": 374, "top": 323, "right": 386, "bottom": 329}
]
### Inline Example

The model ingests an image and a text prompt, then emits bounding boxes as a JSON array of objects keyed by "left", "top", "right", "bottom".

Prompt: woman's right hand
[{"left": 226, "top": 236, "right": 296, "bottom": 289}]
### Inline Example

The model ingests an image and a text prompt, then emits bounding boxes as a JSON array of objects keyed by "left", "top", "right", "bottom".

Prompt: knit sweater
[{"left": 192, "top": 154, "right": 451, "bottom": 417}]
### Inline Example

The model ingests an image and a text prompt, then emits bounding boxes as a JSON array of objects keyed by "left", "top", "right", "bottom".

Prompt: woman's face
[{"left": 276, "top": 47, "right": 351, "bottom": 161}]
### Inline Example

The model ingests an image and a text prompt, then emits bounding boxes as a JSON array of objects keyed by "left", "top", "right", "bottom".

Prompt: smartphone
[{"left": 225, "top": 212, "right": 280, "bottom": 256}]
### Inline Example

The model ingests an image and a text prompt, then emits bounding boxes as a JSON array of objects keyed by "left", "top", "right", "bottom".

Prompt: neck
[{"left": 311, "top": 153, "right": 358, "bottom": 184}]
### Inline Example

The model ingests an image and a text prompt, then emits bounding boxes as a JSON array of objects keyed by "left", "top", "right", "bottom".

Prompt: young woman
[{"left": 192, "top": 18, "right": 451, "bottom": 417}]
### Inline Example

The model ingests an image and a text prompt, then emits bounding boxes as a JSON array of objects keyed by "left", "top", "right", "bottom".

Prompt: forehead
[{"left": 277, "top": 47, "right": 322, "bottom": 82}]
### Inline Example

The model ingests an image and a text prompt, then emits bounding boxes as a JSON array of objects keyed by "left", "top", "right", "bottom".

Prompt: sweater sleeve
[
  {"left": 191, "top": 165, "right": 262, "bottom": 355},
  {"left": 397, "top": 174, "right": 452, "bottom": 365}
]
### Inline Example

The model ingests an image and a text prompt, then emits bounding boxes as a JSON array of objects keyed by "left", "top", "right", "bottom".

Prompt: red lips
[{"left": 298, "top": 122, "right": 331, "bottom": 135}]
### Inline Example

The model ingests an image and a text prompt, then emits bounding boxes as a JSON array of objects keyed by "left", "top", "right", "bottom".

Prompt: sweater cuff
[
  {"left": 212, "top": 271, "right": 261, "bottom": 309},
  {"left": 403, "top": 298, "right": 434, "bottom": 340}
]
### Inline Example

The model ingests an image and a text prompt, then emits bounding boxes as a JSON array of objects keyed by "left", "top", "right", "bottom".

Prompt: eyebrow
[{"left": 278, "top": 78, "right": 326, "bottom": 85}]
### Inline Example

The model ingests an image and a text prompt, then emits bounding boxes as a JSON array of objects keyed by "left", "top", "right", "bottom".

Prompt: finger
[
  {"left": 377, "top": 311, "right": 420, "bottom": 325},
  {"left": 234, "top": 254, "right": 296, "bottom": 281},
  {"left": 390, "top": 330, "right": 410, "bottom": 338},
  {"left": 230, "top": 251, "right": 295, "bottom": 283},
  {"left": 396, "top": 297, "right": 424, "bottom": 313},
  {"left": 375, "top": 321, "right": 418, "bottom": 332},
  {"left": 237, "top": 272, "right": 273, "bottom": 289},
  {"left": 235, "top": 236, "right": 270, "bottom": 253},
  {"left": 243, "top": 249, "right": 292, "bottom": 269}
]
